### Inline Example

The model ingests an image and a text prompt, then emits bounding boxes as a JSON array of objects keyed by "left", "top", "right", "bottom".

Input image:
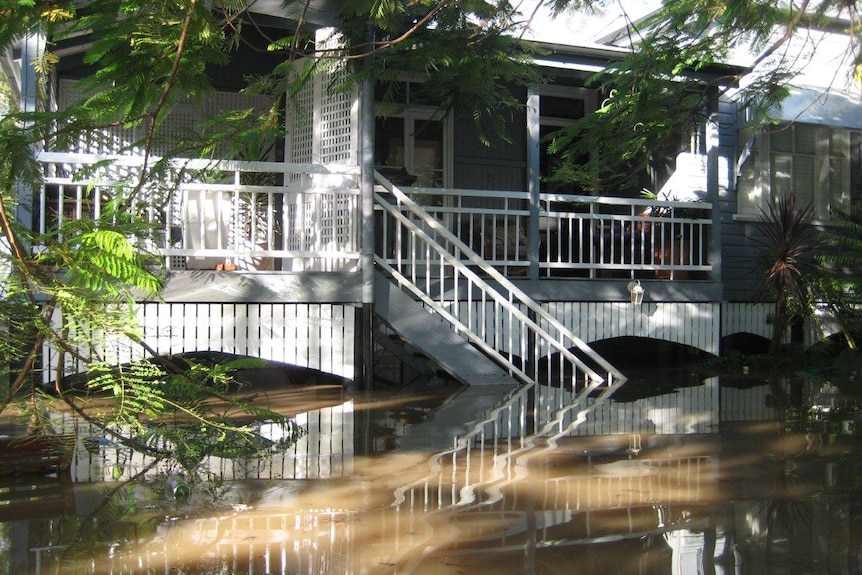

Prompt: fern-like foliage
[
  {"left": 85, "top": 357, "right": 298, "bottom": 474},
  {"left": 817, "top": 204, "right": 862, "bottom": 270},
  {"left": 64, "top": 229, "right": 162, "bottom": 297}
]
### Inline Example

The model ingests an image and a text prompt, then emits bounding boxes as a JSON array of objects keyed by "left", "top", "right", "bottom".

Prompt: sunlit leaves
[
  {"left": 70, "top": 0, "right": 228, "bottom": 136},
  {"left": 547, "top": 0, "right": 860, "bottom": 196},
  {"left": 63, "top": 229, "right": 163, "bottom": 297},
  {"left": 87, "top": 356, "right": 295, "bottom": 474},
  {"left": 87, "top": 357, "right": 301, "bottom": 474}
]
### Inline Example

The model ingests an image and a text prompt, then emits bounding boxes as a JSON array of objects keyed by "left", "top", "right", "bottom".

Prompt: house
[{"left": 1, "top": 2, "right": 858, "bottom": 391}]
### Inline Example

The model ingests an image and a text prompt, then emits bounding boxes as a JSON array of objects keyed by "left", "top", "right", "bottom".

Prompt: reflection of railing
[
  {"left": 383, "top": 374, "right": 723, "bottom": 571},
  {"left": 66, "top": 402, "right": 352, "bottom": 483},
  {"left": 34, "top": 152, "right": 361, "bottom": 272},
  {"left": 389, "top": 407, "right": 713, "bottom": 572},
  {"left": 380, "top": 187, "right": 713, "bottom": 279},
  {"left": 391, "top": 378, "right": 625, "bottom": 511}
]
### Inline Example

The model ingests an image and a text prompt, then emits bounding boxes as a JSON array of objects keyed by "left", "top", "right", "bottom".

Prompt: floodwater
[{"left": 2, "top": 369, "right": 861, "bottom": 575}]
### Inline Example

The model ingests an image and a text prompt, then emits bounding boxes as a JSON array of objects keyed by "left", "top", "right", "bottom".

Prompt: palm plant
[{"left": 754, "top": 194, "right": 818, "bottom": 355}]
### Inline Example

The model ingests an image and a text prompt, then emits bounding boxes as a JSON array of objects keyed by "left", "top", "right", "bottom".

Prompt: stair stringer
[{"left": 373, "top": 270, "right": 519, "bottom": 386}]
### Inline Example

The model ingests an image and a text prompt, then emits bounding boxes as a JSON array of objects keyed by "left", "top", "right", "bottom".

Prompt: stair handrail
[
  {"left": 375, "top": 198, "right": 604, "bottom": 386},
  {"left": 374, "top": 172, "right": 626, "bottom": 386}
]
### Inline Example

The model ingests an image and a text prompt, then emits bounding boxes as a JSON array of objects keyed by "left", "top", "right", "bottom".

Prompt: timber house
[{"left": 2, "top": 4, "right": 860, "bottom": 393}]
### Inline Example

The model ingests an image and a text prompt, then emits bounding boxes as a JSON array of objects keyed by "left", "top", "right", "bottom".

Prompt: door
[{"left": 375, "top": 109, "right": 452, "bottom": 205}]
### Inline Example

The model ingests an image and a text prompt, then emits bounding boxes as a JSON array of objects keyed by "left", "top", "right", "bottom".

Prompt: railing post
[
  {"left": 527, "top": 88, "right": 541, "bottom": 281},
  {"left": 16, "top": 32, "right": 44, "bottom": 230},
  {"left": 707, "top": 112, "right": 722, "bottom": 282},
  {"left": 357, "top": 27, "right": 376, "bottom": 391}
]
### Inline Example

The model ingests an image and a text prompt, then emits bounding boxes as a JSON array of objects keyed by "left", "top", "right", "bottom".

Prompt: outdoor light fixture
[{"left": 627, "top": 280, "right": 645, "bottom": 306}]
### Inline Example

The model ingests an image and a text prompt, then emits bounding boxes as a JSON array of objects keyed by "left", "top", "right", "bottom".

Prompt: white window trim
[{"left": 534, "top": 85, "right": 597, "bottom": 126}]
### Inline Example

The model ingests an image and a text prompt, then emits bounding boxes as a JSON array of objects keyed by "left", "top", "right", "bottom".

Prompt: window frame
[
  {"left": 737, "top": 122, "right": 859, "bottom": 222},
  {"left": 532, "top": 85, "right": 597, "bottom": 194},
  {"left": 374, "top": 88, "right": 454, "bottom": 190}
]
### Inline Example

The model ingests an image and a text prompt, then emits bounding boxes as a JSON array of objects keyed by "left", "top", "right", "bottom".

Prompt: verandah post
[{"left": 358, "top": 24, "right": 376, "bottom": 391}]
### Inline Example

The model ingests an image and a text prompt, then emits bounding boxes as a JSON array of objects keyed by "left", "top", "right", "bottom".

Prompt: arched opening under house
[
  {"left": 581, "top": 336, "right": 713, "bottom": 371},
  {"left": 528, "top": 337, "right": 713, "bottom": 391},
  {"left": 58, "top": 351, "right": 352, "bottom": 394},
  {"left": 720, "top": 332, "right": 770, "bottom": 356},
  {"left": 167, "top": 352, "right": 351, "bottom": 387}
]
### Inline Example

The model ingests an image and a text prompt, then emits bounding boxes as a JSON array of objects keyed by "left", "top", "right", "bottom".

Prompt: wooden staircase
[{"left": 372, "top": 171, "right": 625, "bottom": 389}]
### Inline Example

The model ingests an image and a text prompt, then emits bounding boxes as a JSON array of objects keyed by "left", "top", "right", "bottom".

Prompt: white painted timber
[
  {"left": 721, "top": 302, "right": 774, "bottom": 341},
  {"left": 543, "top": 301, "right": 721, "bottom": 356},
  {"left": 44, "top": 302, "right": 357, "bottom": 384}
]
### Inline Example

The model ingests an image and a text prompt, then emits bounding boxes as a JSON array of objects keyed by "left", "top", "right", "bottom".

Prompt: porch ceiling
[{"left": 248, "top": 0, "right": 341, "bottom": 28}]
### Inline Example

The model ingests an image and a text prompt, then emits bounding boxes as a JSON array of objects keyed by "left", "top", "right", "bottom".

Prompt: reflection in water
[{"left": 2, "top": 375, "right": 861, "bottom": 574}]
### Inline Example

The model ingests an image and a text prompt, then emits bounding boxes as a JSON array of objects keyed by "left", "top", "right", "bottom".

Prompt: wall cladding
[
  {"left": 545, "top": 301, "right": 721, "bottom": 356},
  {"left": 44, "top": 302, "right": 357, "bottom": 384}
]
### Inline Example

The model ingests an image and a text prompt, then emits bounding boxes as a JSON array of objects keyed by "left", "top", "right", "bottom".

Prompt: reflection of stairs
[
  {"left": 392, "top": 384, "right": 519, "bottom": 451},
  {"left": 373, "top": 271, "right": 518, "bottom": 386}
]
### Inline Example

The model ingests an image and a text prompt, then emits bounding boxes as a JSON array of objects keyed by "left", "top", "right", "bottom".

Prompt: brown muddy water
[{"left": 1, "top": 370, "right": 861, "bottom": 575}]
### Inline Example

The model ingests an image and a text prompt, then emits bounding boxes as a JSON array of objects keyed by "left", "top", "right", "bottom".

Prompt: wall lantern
[{"left": 627, "top": 280, "right": 645, "bottom": 306}]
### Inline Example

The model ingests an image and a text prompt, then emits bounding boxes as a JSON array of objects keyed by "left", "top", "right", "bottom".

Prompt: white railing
[
  {"left": 381, "top": 187, "right": 713, "bottom": 280},
  {"left": 34, "top": 152, "right": 361, "bottom": 272},
  {"left": 374, "top": 173, "right": 625, "bottom": 391},
  {"left": 33, "top": 153, "right": 713, "bottom": 279}
]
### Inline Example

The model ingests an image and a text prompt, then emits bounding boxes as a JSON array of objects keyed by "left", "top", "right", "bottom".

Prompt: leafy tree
[
  {"left": 0, "top": 0, "right": 291, "bottom": 466},
  {"left": 545, "top": 0, "right": 862, "bottom": 195},
  {"left": 815, "top": 204, "right": 862, "bottom": 350},
  {"left": 0, "top": 120, "right": 291, "bottom": 466},
  {"left": 0, "top": 0, "right": 543, "bottom": 467}
]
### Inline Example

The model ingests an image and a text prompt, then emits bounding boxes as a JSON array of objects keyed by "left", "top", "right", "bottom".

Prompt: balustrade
[
  {"left": 32, "top": 153, "right": 712, "bottom": 280},
  {"left": 34, "top": 152, "right": 361, "bottom": 272},
  {"left": 377, "top": 187, "right": 713, "bottom": 280}
]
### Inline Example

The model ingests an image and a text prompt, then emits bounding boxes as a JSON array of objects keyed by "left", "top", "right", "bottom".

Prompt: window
[
  {"left": 532, "top": 86, "right": 596, "bottom": 194},
  {"left": 738, "top": 123, "right": 861, "bottom": 220}
]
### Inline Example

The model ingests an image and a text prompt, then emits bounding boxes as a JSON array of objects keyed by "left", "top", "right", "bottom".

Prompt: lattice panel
[
  {"left": 153, "top": 103, "right": 200, "bottom": 156},
  {"left": 314, "top": 29, "right": 357, "bottom": 165},
  {"left": 58, "top": 80, "right": 276, "bottom": 160},
  {"left": 58, "top": 79, "right": 142, "bottom": 154},
  {"left": 206, "top": 91, "right": 276, "bottom": 160},
  {"left": 319, "top": 195, "right": 354, "bottom": 248},
  {"left": 287, "top": 58, "right": 315, "bottom": 166}
]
